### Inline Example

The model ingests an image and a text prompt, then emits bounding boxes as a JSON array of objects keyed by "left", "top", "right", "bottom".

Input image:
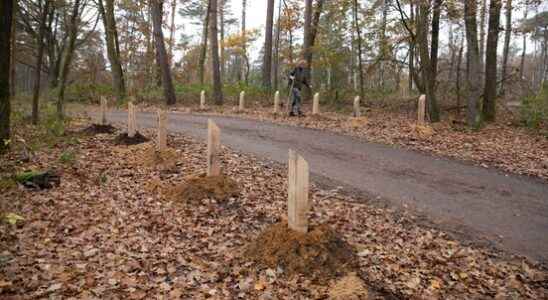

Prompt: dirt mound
[
  {"left": 165, "top": 174, "right": 240, "bottom": 203},
  {"left": 140, "top": 146, "right": 178, "bottom": 169},
  {"left": 245, "top": 221, "right": 357, "bottom": 281},
  {"left": 114, "top": 132, "right": 149, "bottom": 145},
  {"left": 81, "top": 124, "right": 116, "bottom": 134},
  {"left": 329, "top": 273, "right": 369, "bottom": 300}
]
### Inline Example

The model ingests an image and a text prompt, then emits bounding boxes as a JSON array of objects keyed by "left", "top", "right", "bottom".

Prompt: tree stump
[
  {"left": 207, "top": 119, "right": 221, "bottom": 176},
  {"left": 312, "top": 93, "right": 320, "bottom": 115},
  {"left": 157, "top": 110, "right": 168, "bottom": 150},
  {"left": 288, "top": 149, "right": 309, "bottom": 233},
  {"left": 353, "top": 96, "right": 361, "bottom": 117}
]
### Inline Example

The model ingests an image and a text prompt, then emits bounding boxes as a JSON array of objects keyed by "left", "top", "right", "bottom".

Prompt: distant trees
[{"left": 0, "top": 0, "right": 14, "bottom": 153}]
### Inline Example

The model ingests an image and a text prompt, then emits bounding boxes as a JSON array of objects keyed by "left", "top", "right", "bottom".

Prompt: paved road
[{"left": 106, "top": 111, "right": 548, "bottom": 264}]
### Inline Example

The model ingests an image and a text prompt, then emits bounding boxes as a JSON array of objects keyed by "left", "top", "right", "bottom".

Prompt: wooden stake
[
  {"left": 353, "top": 96, "right": 361, "bottom": 117},
  {"left": 418, "top": 94, "right": 426, "bottom": 124},
  {"left": 200, "top": 90, "right": 206, "bottom": 109},
  {"left": 157, "top": 110, "right": 168, "bottom": 151},
  {"left": 274, "top": 91, "right": 280, "bottom": 113},
  {"left": 128, "top": 102, "right": 136, "bottom": 138},
  {"left": 239, "top": 91, "right": 245, "bottom": 111},
  {"left": 287, "top": 149, "right": 309, "bottom": 233},
  {"left": 207, "top": 119, "right": 221, "bottom": 176},
  {"left": 100, "top": 97, "right": 107, "bottom": 125},
  {"left": 312, "top": 93, "right": 320, "bottom": 115}
]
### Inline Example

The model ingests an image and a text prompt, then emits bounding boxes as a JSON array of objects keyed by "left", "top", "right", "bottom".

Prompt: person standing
[{"left": 288, "top": 60, "right": 310, "bottom": 116}]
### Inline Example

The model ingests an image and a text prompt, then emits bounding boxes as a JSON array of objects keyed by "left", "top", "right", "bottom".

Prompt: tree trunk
[
  {"left": 209, "top": 0, "right": 223, "bottom": 104},
  {"left": 57, "top": 0, "right": 81, "bottom": 119},
  {"left": 32, "top": 0, "right": 50, "bottom": 125},
  {"left": 98, "top": 0, "right": 126, "bottom": 104},
  {"left": 151, "top": 0, "right": 176, "bottom": 105},
  {"left": 379, "top": 0, "right": 388, "bottom": 88},
  {"left": 199, "top": 0, "right": 211, "bottom": 85},
  {"left": 353, "top": 0, "right": 365, "bottom": 100},
  {"left": 9, "top": 0, "right": 16, "bottom": 97},
  {"left": 479, "top": 0, "right": 487, "bottom": 79},
  {"left": 273, "top": 0, "right": 282, "bottom": 92},
  {"left": 0, "top": 0, "right": 14, "bottom": 152},
  {"left": 483, "top": 0, "right": 502, "bottom": 122},
  {"left": 448, "top": 24, "right": 455, "bottom": 83},
  {"left": 241, "top": 0, "right": 247, "bottom": 83},
  {"left": 154, "top": 2, "right": 164, "bottom": 88},
  {"left": 263, "top": 0, "right": 274, "bottom": 91},
  {"left": 465, "top": 0, "right": 482, "bottom": 128},
  {"left": 456, "top": 35, "right": 464, "bottom": 117},
  {"left": 520, "top": 7, "right": 528, "bottom": 79},
  {"left": 169, "top": 0, "right": 177, "bottom": 66},
  {"left": 408, "top": 0, "right": 415, "bottom": 92},
  {"left": 500, "top": 0, "right": 512, "bottom": 94},
  {"left": 220, "top": 0, "right": 225, "bottom": 80},
  {"left": 302, "top": 0, "right": 325, "bottom": 100}
]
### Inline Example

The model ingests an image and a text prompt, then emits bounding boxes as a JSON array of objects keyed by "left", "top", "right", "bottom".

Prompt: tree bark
[
  {"left": 9, "top": 0, "right": 16, "bottom": 97},
  {"left": 151, "top": 0, "right": 176, "bottom": 105},
  {"left": 98, "top": 0, "right": 126, "bottom": 104},
  {"left": 302, "top": 0, "right": 325, "bottom": 100},
  {"left": 199, "top": 0, "right": 211, "bottom": 85},
  {"left": 169, "top": 0, "right": 177, "bottom": 66},
  {"left": 353, "top": 0, "right": 365, "bottom": 100},
  {"left": 465, "top": 0, "right": 482, "bottom": 128},
  {"left": 500, "top": 0, "right": 512, "bottom": 94},
  {"left": 483, "top": 0, "right": 502, "bottom": 122},
  {"left": 273, "top": 0, "right": 282, "bottom": 91},
  {"left": 262, "top": 0, "right": 275, "bottom": 91},
  {"left": 241, "top": 0, "right": 248, "bottom": 83},
  {"left": 209, "top": 0, "right": 223, "bottom": 104},
  {"left": 479, "top": 0, "right": 487, "bottom": 79},
  {"left": 408, "top": 0, "right": 415, "bottom": 92},
  {"left": 379, "top": 0, "right": 388, "bottom": 88},
  {"left": 31, "top": 0, "right": 50, "bottom": 125},
  {"left": 220, "top": 0, "right": 225, "bottom": 80},
  {"left": 520, "top": 7, "right": 528, "bottom": 79},
  {"left": 0, "top": 0, "right": 14, "bottom": 152},
  {"left": 57, "top": 0, "right": 81, "bottom": 119}
]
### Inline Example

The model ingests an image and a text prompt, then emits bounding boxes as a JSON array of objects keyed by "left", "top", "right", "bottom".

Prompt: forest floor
[
  {"left": 1, "top": 117, "right": 546, "bottom": 299},
  {"left": 157, "top": 103, "right": 548, "bottom": 182}
]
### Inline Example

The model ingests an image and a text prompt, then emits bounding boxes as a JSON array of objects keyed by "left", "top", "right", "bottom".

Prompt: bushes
[{"left": 520, "top": 84, "right": 548, "bottom": 130}]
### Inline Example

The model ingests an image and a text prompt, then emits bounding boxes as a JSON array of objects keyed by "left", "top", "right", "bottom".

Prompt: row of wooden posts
[{"left": 100, "top": 97, "right": 311, "bottom": 234}]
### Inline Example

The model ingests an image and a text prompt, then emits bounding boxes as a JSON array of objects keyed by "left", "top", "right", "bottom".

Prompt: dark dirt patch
[
  {"left": 165, "top": 174, "right": 240, "bottom": 203},
  {"left": 245, "top": 221, "right": 357, "bottom": 281},
  {"left": 81, "top": 124, "right": 117, "bottom": 134},
  {"left": 114, "top": 132, "right": 149, "bottom": 145}
]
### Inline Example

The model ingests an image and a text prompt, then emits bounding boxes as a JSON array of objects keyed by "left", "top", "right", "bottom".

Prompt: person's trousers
[{"left": 291, "top": 88, "right": 302, "bottom": 114}]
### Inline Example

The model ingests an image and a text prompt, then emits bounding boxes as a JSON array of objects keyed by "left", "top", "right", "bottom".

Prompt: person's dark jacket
[{"left": 288, "top": 66, "right": 309, "bottom": 90}]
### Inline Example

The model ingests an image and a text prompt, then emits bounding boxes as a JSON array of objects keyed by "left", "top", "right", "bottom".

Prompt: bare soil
[
  {"left": 114, "top": 132, "right": 149, "bottom": 145},
  {"left": 165, "top": 173, "right": 240, "bottom": 203}
]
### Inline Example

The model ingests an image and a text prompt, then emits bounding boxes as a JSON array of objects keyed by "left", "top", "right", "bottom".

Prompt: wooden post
[
  {"left": 100, "top": 97, "right": 107, "bottom": 125},
  {"left": 353, "top": 96, "right": 361, "bottom": 117},
  {"left": 200, "top": 90, "right": 206, "bottom": 109},
  {"left": 128, "top": 102, "right": 136, "bottom": 138},
  {"left": 312, "top": 93, "right": 320, "bottom": 115},
  {"left": 274, "top": 91, "right": 280, "bottom": 113},
  {"left": 157, "top": 110, "right": 168, "bottom": 151},
  {"left": 207, "top": 119, "right": 221, "bottom": 176},
  {"left": 418, "top": 94, "right": 426, "bottom": 124},
  {"left": 239, "top": 91, "right": 245, "bottom": 111},
  {"left": 287, "top": 149, "right": 309, "bottom": 233}
]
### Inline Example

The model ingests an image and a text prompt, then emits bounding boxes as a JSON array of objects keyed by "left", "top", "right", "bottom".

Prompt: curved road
[{"left": 106, "top": 111, "right": 548, "bottom": 264}]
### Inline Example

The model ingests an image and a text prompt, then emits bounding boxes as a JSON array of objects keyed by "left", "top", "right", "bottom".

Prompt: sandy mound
[
  {"left": 165, "top": 174, "right": 240, "bottom": 203},
  {"left": 245, "top": 221, "right": 357, "bottom": 281},
  {"left": 140, "top": 147, "right": 178, "bottom": 169},
  {"left": 114, "top": 132, "right": 149, "bottom": 145},
  {"left": 81, "top": 124, "right": 116, "bottom": 134},
  {"left": 410, "top": 124, "right": 435, "bottom": 139},
  {"left": 329, "top": 273, "right": 369, "bottom": 299}
]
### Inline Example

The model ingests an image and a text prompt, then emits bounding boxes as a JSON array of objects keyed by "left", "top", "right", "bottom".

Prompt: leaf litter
[{"left": 0, "top": 119, "right": 546, "bottom": 299}]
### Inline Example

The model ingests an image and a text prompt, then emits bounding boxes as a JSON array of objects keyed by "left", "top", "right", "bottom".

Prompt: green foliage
[
  {"left": 520, "top": 85, "right": 548, "bottom": 129},
  {"left": 14, "top": 171, "right": 42, "bottom": 183},
  {"left": 59, "top": 150, "right": 76, "bottom": 164}
]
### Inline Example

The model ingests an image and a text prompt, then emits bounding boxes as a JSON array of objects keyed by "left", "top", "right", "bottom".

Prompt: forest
[{"left": 1, "top": 0, "right": 548, "bottom": 298}]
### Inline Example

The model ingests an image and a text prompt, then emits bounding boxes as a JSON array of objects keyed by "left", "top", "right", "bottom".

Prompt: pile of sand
[
  {"left": 245, "top": 221, "right": 357, "bottom": 281},
  {"left": 114, "top": 132, "right": 149, "bottom": 145},
  {"left": 165, "top": 174, "right": 240, "bottom": 204}
]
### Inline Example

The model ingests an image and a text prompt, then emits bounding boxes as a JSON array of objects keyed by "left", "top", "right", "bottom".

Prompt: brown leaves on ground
[
  {"left": 181, "top": 105, "right": 548, "bottom": 181},
  {"left": 0, "top": 120, "right": 546, "bottom": 299}
]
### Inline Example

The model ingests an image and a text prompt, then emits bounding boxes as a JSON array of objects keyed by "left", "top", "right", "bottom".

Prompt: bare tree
[
  {"left": 209, "top": 0, "right": 223, "bottom": 104},
  {"left": 353, "top": 0, "right": 365, "bottom": 100},
  {"left": 98, "top": 0, "right": 126, "bottom": 103},
  {"left": 500, "top": 0, "right": 512, "bottom": 94},
  {"left": 199, "top": 0, "right": 211, "bottom": 85},
  {"left": 241, "top": 0, "right": 248, "bottom": 83},
  {"left": 483, "top": 0, "right": 502, "bottom": 122},
  {"left": 31, "top": 0, "right": 51, "bottom": 125},
  {"left": 263, "top": 0, "right": 275, "bottom": 91},
  {"left": 519, "top": 5, "right": 529, "bottom": 79},
  {"left": 302, "top": 0, "right": 325, "bottom": 99},
  {"left": 169, "top": 0, "right": 177, "bottom": 65},
  {"left": 151, "top": 0, "right": 176, "bottom": 105},
  {"left": 0, "top": 0, "right": 14, "bottom": 152},
  {"left": 465, "top": 0, "right": 482, "bottom": 127}
]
